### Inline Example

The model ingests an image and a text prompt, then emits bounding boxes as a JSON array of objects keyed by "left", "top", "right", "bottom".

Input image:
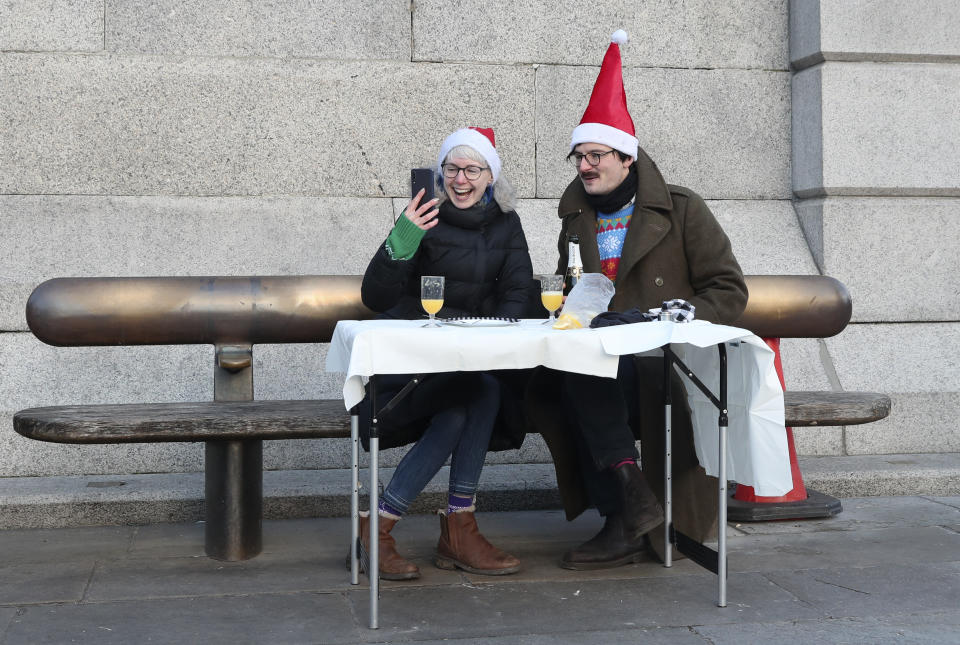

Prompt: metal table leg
[
  {"left": 663, "top": 352, "right": 673, "bottom": 568},
  {"left": 369, "top": 435, "right": 380, "bottom": 628},
  {"left": 663, "top": 343, "right": 730, "bottom": 607},
  {"left": 717, "top": 344, "right": 728, "bottom": 608},
  {"left": 359, "top": 373, "right": 425, "bottom": 629},
  {"left": 368, "top": 379, "right": 380, "bottom": 629},
  {"left": 350, "top": 412, "right": 360, "bottom": 586}
]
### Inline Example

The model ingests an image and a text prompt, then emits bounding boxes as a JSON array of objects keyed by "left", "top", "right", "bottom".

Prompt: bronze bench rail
[{"left": 26, "top": 274, "right": 851, "bottom": 346}]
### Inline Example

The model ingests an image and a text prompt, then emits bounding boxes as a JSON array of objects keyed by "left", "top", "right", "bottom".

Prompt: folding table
[{"left": 326, "top": 318, "right": 791, "bottom": 629}]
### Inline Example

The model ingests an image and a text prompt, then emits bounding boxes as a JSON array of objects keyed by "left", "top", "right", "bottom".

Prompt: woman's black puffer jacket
[
  {"left": 361, "top": 199, "right": 533, "bottom": 319},
  {"left": 356, "top": 198, "right": 535, "bottom": 452}
]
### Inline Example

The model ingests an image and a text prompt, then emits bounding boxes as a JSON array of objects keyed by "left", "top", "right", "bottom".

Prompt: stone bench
[{"left": 12, "top": 274, "right": 890, "bottom": 560}]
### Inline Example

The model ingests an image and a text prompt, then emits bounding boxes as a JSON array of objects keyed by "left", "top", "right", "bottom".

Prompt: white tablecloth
[{"left": 326, "top": 319, "right": 792, "bottom": 496}]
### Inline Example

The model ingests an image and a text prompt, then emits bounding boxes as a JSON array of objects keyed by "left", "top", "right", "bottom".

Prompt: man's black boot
[
  {"left": 613, "top": 462, "right": 664, "bottom": 540},
  {"left": 559, "top": 513, "right": 647, "bottom": 570}
]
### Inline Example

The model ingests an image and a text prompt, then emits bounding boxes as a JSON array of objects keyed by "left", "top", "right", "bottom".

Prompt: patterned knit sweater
[{"left": 596, "top": 201, "right": 635, "bottom": 283}]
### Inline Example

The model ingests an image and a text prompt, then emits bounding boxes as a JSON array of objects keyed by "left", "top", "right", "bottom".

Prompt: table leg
[
  {"left": 369, "top": 379, "right": 380, "bottom": 629},
  {"left": 369, "top": 435, "right": 380, "bottom": 628},
  {"left": 717, "top": 344, "right": 728, "bottom": 608},
  {"left": 662, "top": 343, "right": 730, "bottom": 607},
  {"left": 350, "top": 413, "right": 360, "bottom": 586},
  {"left": 362, "top": 373, "right": 423, "bottom": 629},
  {"left": 718, "top": 425, "right": 728, "bottom": 607},
  {"left": 663, "top": 352, "right": 673, "bottom": 568}
]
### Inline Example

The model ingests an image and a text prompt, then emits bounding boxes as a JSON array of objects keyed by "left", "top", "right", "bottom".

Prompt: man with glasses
[{"left": 531, "top": 31, "right": 748, "bottom": 570}]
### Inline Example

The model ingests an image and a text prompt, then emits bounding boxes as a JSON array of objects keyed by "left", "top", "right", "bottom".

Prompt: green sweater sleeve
[{"left": 385, "top": 211, "right": 427, "bottom": 260}]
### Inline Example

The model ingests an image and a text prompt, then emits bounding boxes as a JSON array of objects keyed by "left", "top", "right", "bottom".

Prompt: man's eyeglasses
[
  {"left": 567, "top": 150, "right": 617, "bottom": 167},
  {"left": 441, "top": 163, "right": 488, "bottom": 180}
]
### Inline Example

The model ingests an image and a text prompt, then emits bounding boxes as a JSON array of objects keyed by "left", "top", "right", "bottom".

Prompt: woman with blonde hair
[{"left": 357, "top": 127, "right": 533, "bottom": 580}]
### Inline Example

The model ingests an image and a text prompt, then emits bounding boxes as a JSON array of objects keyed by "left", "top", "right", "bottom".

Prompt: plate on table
[{"left": 441, "top": 317, "right": 520, "bottom": 327}]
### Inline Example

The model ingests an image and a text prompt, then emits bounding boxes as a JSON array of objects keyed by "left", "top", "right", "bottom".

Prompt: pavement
[{"left": 1, "top": 496, "right": 960, "bottom": 644}]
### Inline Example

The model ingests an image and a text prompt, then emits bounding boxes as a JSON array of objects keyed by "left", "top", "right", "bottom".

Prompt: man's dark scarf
[{"left": 584, "top": 163, "right": 638, "bottom": 214}]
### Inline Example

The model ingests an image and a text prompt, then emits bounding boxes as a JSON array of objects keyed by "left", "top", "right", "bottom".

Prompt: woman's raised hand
[{"left": 405, "top": 189, "right": 440, "bottom": 231}]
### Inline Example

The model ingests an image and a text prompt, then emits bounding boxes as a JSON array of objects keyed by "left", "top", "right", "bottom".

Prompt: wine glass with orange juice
[
  {"left": 420, "top": 275, "right": 444, "bottom": 327},
  {"left": 540, "top": 275, "right": 563, "bottom": 324}
]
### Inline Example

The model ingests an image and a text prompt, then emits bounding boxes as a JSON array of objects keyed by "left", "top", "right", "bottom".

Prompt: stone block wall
[
  {"left": 790, "top": 0, "right": 960, "bottom": 455},
  {"left": 0, "top": 0, "right": 953, "bottom": 479}
]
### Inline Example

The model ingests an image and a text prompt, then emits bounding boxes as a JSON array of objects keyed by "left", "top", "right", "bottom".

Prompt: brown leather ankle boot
[
  {"left": 435, "top": 510, "right": 520, "bottom": 575},
  {"left": 351, "top": 512, "right": 420, "bottom": 580}
]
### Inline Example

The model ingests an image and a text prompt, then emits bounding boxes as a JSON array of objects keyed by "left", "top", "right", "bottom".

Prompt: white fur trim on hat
[
  {"left": 570, "top": 122, "right": 639, "bottom": 159},
  {"left": 437, "top": 128, "right": 501, "bottom": 183}
]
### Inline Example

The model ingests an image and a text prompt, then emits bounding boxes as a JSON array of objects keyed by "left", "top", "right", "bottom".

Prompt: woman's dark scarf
[
  {"left": 584, "top": 163, "right": 638, "bottom": 214},
  {"left": 437, "top": 195, "right": 501, "bottom": 230}
]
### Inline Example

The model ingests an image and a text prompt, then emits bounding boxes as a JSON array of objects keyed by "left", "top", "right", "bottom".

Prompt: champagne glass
[
  {"left": 420, "top": 275, "right": 444, "bottom": 327},
  {"left": 540, "top": 274, "right": 563, "bottom": 324}
]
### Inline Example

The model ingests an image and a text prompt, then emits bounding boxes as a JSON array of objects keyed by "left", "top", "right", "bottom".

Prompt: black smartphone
[{"left": 410, "top": 168, "right": 436, "bottom": 203}]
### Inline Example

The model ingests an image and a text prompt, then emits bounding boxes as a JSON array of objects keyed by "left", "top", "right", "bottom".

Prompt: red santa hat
[
  {"left": 570, "top": 30, "right": 639, "bottom": 159},
  {"left": 437, "top": 127, "right": 501, "bottom": 182}
]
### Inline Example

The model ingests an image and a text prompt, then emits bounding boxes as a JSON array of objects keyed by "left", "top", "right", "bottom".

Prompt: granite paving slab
[
  {"left": 695, "top": 610, "right": 960, "bottom": 645},
  {"left": 85, "top": 553, "right": 346, "bottom": 601},
  {"left": 458, "top": 543, "right": 705, "bottom": 586},
  {"left": 2, "top": 503, "right": 960, "bottom": 642},
  {"left": 0, "top": 525, "right": 132, "bottom": 563},
  {"left": 764, "top": 561, "right": 960, "bottom": 617},
  {"left": 130, "top": 517, "right": 350, "bottom": 559},
  {"left": 732, "top": 495, "right": 960, "bottom": 535},
  {"left": 727, "top": 525, "right": 960, "bottom": 572},
  {"left": 409, "top": 627, "right": 709, "bottom": 645},
  {"left": 0, "top": 561, "right": 93, "bottom": 605},
  {"left": 0, "top": 608, "right": 16, "bottom": 642},
  {"left": 1, "top": 593, "right": 361, "bottom": 645},
  {"left": 125, "top": 521, "right": 206, "bottom": 559},
  {"left": 929, "top": 495, "right": 960, "bottom": 511},
  {"left": 84, "top": 548, "right": 471, "bottom": 602},
  {"left": 345, "top": 572, "right": 822, "bottom": 641}
]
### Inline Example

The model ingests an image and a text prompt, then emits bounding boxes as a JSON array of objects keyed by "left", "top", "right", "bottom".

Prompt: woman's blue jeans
[{"left": 381, "top": 372, "right": 500, "bottom": 514}]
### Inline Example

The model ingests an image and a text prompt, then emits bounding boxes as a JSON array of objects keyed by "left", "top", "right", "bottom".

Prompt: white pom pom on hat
[{"left": 569, "top": 29, "right": 639, "bottom": 159}]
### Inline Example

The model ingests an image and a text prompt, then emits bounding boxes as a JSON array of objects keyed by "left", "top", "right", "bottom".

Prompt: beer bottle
[{"left": 563, "top": 234, "right": 583, "bottom": 296}]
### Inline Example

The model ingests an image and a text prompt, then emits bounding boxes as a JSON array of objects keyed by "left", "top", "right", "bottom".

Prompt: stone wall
[
  {"left": 790, "top": 0, "right": 960, "bottom": 455},
  {"left": 0, "top": 0, "right": 955, "bottom": 479}
]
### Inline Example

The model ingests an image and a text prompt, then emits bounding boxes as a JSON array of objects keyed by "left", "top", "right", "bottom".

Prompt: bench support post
[
  {"left": 205, "top": 440, "right": 263, "bottom": 561},
  {"left": 205, "top": 344, "right": 263, "bottom": 561}
]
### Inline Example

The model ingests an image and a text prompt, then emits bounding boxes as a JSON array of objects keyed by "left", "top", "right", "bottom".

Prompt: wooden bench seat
[
  {"left": 14, "top": 400, "right": 351, "bottom": 443},
  {"left": 783, "top": 391, "right": 891, "bottom": 427},
  {"left": 15, "top": 391, "right": 891, "bottom": 445}
]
